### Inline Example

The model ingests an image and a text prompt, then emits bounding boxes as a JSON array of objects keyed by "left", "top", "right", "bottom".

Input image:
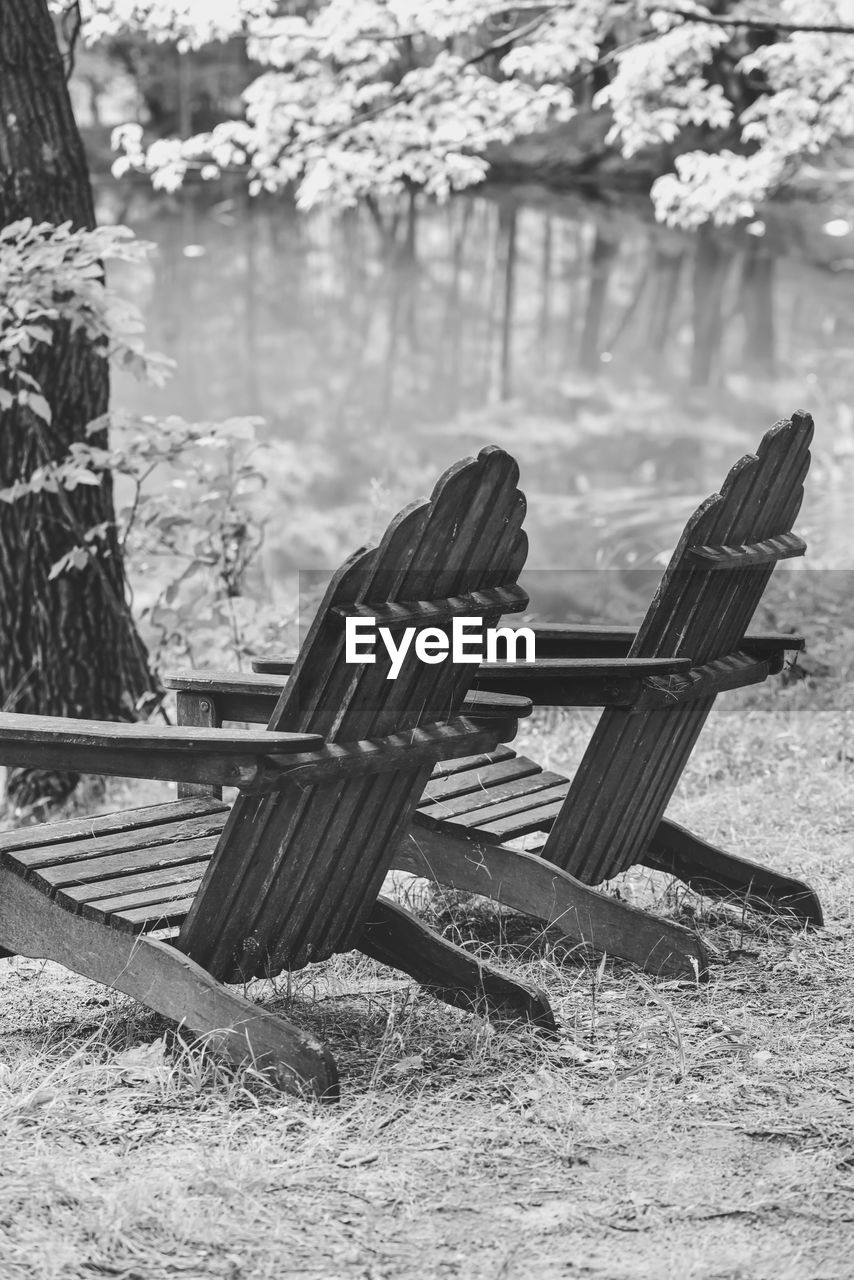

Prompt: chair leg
[
  {"left": 0, "top": 870, "right": 339, "bottom": 1101},
  {"left": 395, "top": 826, "right": 709, "bottom": 982},
  {"left": 358, "top": 895, "right": 556, "bottom": 1031},
  {"left": 644, "top": 818, "right": 824, "bottom": 926}
]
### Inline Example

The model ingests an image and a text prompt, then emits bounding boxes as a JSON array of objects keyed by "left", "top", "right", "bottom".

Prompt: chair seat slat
[
  {"left": 422, "top": 755, "right": 542, "bottom": 803},
  {"left": 418, "top": 768, "right": 564, "bottom": 823},
  {"left": 467, "top": 801, "right": 564, "bottom": 842}
]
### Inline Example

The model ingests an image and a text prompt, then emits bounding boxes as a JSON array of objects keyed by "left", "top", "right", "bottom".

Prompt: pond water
[{"left": 104, "top": 180, "right": 854, "bottom": 618}]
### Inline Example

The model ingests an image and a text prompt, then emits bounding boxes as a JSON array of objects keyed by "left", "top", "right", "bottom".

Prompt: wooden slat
[
  {"left": 331, "top": 584, "right": 528, "bottom": 627},
  {"left": 429, "top": 744, "right": 515, "bottom": 778},
  {"left": 166, "top": 671, "right": 286, "bottom": 697},
  {"left": 176, "top": 692, "right": 222, "bottom": 801},
  {"left": 479, "top": 657, "right": 692, "bottom": 680},
  {"left": 253, "top": 627, "right": 805, "bottom": 670},
  {"left": 252, "top": 657, "right": 295, "bottom": 675},
  {"left": 630, "top": 651, "right": 770, "bottom": 714},
  {"left": 442, "top": 783, "right": 571, "bottom": 831},
  {"left": 422, "top": 755, "right": 543, "bottom": 803},
  {"left": 0, "top": 798, "right": 225, "bottom": 856},
  {"left": 59, "top": 859, "right": 212, "bottom": 908},
  {"left": 82, "top": 879, "right": 205, "bottom": 927},
  {"left": 9, "top": 809, "right": 227, "bottom": 872},
  {"left": 0, "top": 712, "right": 321, "bottom": 754},
  {"left": 473, "top": 659, "right": 691, "bottom": 708},
  {"left": 264, "top": 720, "right": 502, "bottom": 786},
  {"left": 113, "top": 896, "right": 198, "bottom": 933},
  {"left": 461, "top": 690, "right": 533, "bottom": 719},
  {"left": 468, "top": 800, "right": 564, "bottom": 842},
  {"left": 35, "top": 833, "right": 221, "bottom": 893},
  {"left": 686, "top": 531, "right": 806, "bottom": 568},
  {"left": 418, "top": 768, "right": 565, "bottom": 822}
]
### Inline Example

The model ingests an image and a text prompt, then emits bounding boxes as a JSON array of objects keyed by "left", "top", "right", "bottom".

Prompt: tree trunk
[{"left": 0, "top": 0, "right": 158, "bottom": 810}]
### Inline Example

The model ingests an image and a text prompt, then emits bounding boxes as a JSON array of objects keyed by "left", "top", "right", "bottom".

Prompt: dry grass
[{"left": 2, "top": 641, "right": 854, "bottom": 1277}]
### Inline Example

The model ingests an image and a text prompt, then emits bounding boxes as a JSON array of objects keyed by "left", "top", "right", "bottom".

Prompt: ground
[{"left": 1, "top": 588, "right": 852, "bottom": 1280}]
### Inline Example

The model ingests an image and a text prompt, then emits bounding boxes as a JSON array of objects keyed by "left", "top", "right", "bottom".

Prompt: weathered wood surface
[
  {"left": 332, "top": 583, "right": 529, "bottom": 627},
  {"left": 178, "top": 447, "right": 535, "bottom": 984},
  {"left": 252, "top": 629, "right": 802, "bottom": 672},
  {"left": 0, "top": 868, "right": 338, "bottom": 1100},
  {"left": 263, "top": 720, "right": 505, "bottom": 789},
  {"left": 176, "top": 691, "right": 222, "bottom": 800},
  {"left": 0, "top": 800, "right": 227, "bottom": 936},
  {"left": 474, "top": 656, "right": 693, "bottom": 706},
  {"left": 359, "top": 896, "right": 556, "bottom": 1027},
  {"left": 0, "top": 712, "right": 323, "bottom": 789},
  {"left": 541, "top": 412, "right": 814, "bottom": 884},
  {"left": 0, "top": 797, "right": 227, "bottom": 855},
  {"left": 686, "top": 531, "right": 806, "bottom": 569},
  {"left": 627, "top": 651, "right": 772, "bottom": 714},
  {"left": 0, "top": 711, "right": 320, "bottom": 754},
  {"left": 249, "top": 648, "right": 784, "bottom": 711},
  {"left": 527, "top": 626, "right": 805, "bottom": 660},
  {"left": 393, "top": 827, "right": 708, "bottom": 981},
  {"left": 166, "top": 672, "right": 533, "bottom": 727},
  {"left": 643, "top": 819, "right": 824, "bottom": 924}
]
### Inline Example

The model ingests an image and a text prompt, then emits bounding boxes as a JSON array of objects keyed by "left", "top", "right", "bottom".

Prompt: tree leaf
[{"left": 26, "top": 392, "right": 52, "bottom": 424}]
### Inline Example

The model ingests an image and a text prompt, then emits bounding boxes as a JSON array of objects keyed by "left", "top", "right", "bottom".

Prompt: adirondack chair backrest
[
  {"left": 179, "top": 447, "right": 528, "bottom": 982},
  {"left": 542, "top": 411, "right": 813, "bottom": 884}
]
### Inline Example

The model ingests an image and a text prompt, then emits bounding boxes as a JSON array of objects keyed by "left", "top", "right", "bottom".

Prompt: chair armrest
[
  {"left": 261, "top": 717, "right": 504, "bottom": 792},
  {"left": 473, "top": 657, "right": 693, "bottom": 707},
  {"left": 252, "top": 657, "right": 296, "bottom": 675},
  {"left": 0, "top": 711, "right": 322, "bottom": 789},
  {"left": 453, "top": 689, "right": 532, "bottom": 720},
  {"left": 164, "top": 672, "right": 533, "bottom": 728},
  {"left": 531, "top": 624, "right": 805, "bottom": 660}
]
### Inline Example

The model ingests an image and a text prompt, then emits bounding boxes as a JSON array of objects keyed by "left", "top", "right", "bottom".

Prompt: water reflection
[{"left": 104, "top": 182, "right": 854, "bottom": 584}]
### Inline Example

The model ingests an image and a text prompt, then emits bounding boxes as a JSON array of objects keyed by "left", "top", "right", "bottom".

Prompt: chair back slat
[
  {"left": 542, "top": 412, "right": 813, "bottom": 884},
  {"left": 178, "top": 448, "right": 528, "bottom": 981}
]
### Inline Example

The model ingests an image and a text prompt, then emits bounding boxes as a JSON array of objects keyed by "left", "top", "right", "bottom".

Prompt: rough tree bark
[{"left": 0, "top": 0, "right": 158, "bottom": 809}]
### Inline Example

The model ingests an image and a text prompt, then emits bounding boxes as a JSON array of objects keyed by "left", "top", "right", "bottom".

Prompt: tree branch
[
  {"left": 59, "top": 1, "right": 82, "bottom": 81},
  {"left": 652, "top": 5, "right": 854, "bottom": 37}
]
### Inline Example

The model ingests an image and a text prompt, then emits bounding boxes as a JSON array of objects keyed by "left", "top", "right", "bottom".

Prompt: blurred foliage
[{"left": 52, "top": 1, "right": 854, "bottom": 228}]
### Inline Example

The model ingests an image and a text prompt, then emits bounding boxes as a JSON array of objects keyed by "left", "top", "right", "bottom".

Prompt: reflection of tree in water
[{"left": 107, "top": 182, "right": 853, "bottom": 577}]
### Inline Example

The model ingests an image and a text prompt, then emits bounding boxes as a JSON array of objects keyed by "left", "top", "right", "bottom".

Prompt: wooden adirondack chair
[
  {"left": 200, "top": 414, "right": 820, "bottom": 981},
  {"left": 0, "top": 447, "right": 555, "bottom": 1100},
  {"left": 395, "top": 412, "right": 822, "bottom": 977}
]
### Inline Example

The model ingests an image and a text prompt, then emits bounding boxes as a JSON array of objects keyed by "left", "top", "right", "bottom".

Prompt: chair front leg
[{"left": 358, "top": 895, "right": 556, "bottom": 1030}]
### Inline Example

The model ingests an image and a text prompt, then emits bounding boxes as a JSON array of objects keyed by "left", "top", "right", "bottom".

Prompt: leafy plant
[{"left": 0, "top": 217, "right": 294, "bottom": 675}]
